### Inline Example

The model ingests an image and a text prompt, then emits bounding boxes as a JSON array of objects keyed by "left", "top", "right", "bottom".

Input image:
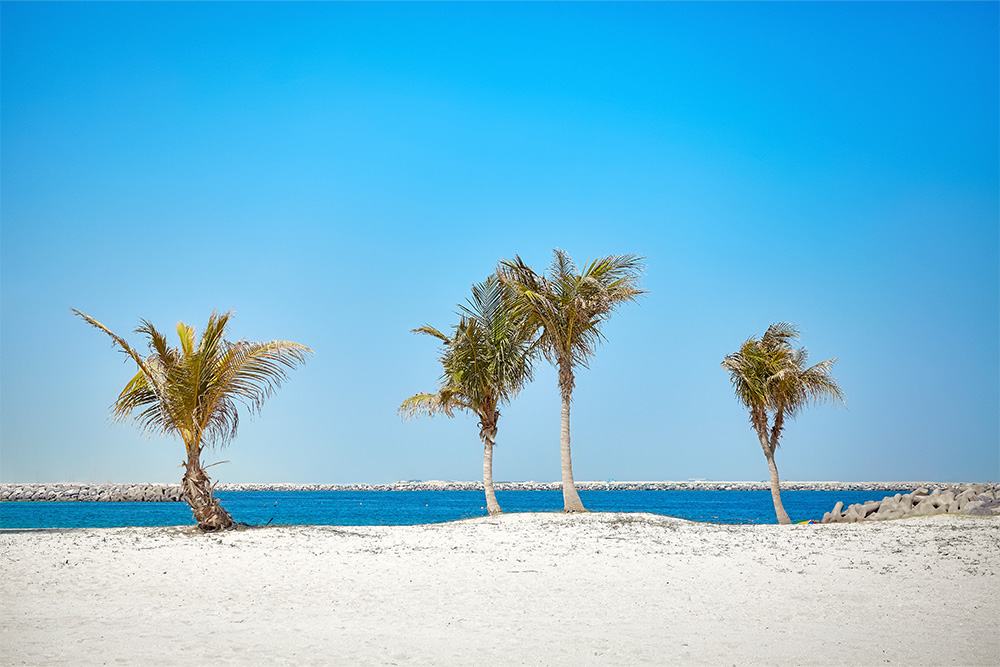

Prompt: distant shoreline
[{"left": 2, "top": 480, "right": 996, "bottom": 502}]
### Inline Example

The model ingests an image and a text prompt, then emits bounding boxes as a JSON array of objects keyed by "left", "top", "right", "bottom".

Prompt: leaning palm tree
[
  {"left": 498, "top": 250, "right": 645, "bottom": 512},
  {"left": 73, "top": 309, "right": 311, "bottom": 531},
  {"left": 721, "top": 322, "right": 844, "bottom": 524},
  {"left": 400, "top": 276, "right": 537, "bottom": 515}
]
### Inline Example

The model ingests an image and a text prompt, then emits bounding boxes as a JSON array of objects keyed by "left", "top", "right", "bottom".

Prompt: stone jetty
[
  {"left": 2, "top": 480, "right": 996, "bottom": 502},
  {"left": 821, "top": 483, "right": 1000, "bottom": 523},
  {"left": 0, "top": 483, "right": 186, "bottom": 503},
  {"left": 213, "top": 480, "right": 994, "bottom": 493}
]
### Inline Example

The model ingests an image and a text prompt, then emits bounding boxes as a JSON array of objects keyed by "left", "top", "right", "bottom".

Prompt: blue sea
[{"left": 0, "top": 489, "right": 908, "bottom": 529}]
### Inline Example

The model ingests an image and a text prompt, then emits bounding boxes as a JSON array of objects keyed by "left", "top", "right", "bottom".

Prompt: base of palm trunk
[
  {"left": 765, "top": 454, "right": 791, "bottom": 525},
  {"left": 559, "top": 391, "right": 586, "bottom": 512},
  {"left": 182, "top": 462, "right": 234, "bottom": 532},
  {"left": 771, "top": 494, "right": 791, "bottom": 525},
  {"left": 485, "top": 487, "right": 503, "bottom": 515},
  {"left": 482, "top": 441, "right": 502, "bottom": 516},
  {"left": 562, "top": 484, "right": 587, "bottom": 512}
]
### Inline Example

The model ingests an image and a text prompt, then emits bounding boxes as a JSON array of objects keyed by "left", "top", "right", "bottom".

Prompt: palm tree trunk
[
  {"left": 482, "top": 431, "right": 502, "bottom": 515},
  {"left": 764, "top": 452, "right": 791, "bottom": 525},
  {"left": 560, "top": 388, "right": 586, "bottom": 512},
  {"left": 755, "top": 426, "right": 790, "bottom": 525},
  {"left": 182, "top": 451, "right": 234, "bottom": 532}
]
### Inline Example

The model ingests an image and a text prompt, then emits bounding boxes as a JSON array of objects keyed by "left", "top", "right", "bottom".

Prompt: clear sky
[{"left": 2, "top": 2, "right": 997, "bottom": 485}]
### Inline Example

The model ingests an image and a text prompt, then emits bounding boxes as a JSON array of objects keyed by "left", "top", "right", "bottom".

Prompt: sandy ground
[{"left": 1, "top": 512, "right": 997, "bottom": 666}]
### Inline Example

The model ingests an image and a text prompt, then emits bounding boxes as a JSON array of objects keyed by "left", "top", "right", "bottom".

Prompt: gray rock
[
  {"left": 956, "top": 489, "right": 976, "bottom": 510},
  {"left": 967, "top": 504, "right": 1000, "bottom": 516},
  {"left": 965, "top": 495, "right": 1000, "bottom": 516},
  {"left": 862, "top": 500, "right": 881, "bottom": 518},
  {"left": 936, "top": 490, "right": 956, "bottom": 508},
  {"left": 912, "top": 499, "right": 942, "bottom": 516},
  {"left": 875, "top": 499, "right": 901, "bottom": 519},
  {"left": 845, "top": 504, "right": 865, "bottom": 522}
]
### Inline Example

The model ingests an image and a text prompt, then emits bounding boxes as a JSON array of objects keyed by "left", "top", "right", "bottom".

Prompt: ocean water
[{"left": 0, "top": 489, "right": 909, "bottom": 529}]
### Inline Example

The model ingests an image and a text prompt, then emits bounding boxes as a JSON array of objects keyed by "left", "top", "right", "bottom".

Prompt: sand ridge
[{"left": 2, "top": 512, "right": 997, "bottom": 665}]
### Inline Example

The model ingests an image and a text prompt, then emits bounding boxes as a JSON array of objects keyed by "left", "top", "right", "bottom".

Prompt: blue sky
[{"left": 2, "top": 2, "right": 997, "bottom": 485}]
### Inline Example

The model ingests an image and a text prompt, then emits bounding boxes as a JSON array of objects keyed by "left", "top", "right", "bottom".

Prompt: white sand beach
[{"left": 2, "top": 512, "right": 997, "bottom": 666}]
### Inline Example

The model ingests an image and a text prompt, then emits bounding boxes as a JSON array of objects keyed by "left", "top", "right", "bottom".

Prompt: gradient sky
[{"left": 2, "top": 2, "right": 997, "bottom": 485}]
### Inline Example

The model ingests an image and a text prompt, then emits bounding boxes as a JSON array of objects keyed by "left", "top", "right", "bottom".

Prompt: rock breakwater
[
  {"left": 3, "top": 480, "right": 995, "bottom": 502},
  {"left": 214, "top": 480, "right": 998, "bottom": 493},
  {"left": 0, "top": 483, "right": 186, "bottom": 502},
  {"left": 822, "top": 484, "right": 1000, "bottom": 523}
]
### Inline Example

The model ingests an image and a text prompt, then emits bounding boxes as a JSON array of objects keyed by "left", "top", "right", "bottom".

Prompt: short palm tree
[
  {"left": 721, "top": 322, "right": 844, "bottom": 524},
  {"left": 498, "top": 250, "right": 645, "bottom": 512},
  {"left": 74, "top": 309, "right": 311, "bottom": 531},
  {"left": 400, "top": 276, "right": 537, "bottom": 515}
]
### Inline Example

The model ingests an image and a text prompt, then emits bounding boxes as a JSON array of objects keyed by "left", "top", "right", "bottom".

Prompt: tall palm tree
[
  {"left": 73, "top": 309, "right": 311, "bottom": 531},
  {"left": 400, "top": 276, "right": 537, "bottom": 515},
  {"left": 498, "top": 250, "right": 645, "bottom": 512},
  {"left": 721, "top": 322, "right": 844, "bottom": 524}
]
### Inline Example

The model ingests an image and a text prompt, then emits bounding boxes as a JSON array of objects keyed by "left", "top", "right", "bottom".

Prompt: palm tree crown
[
  {"left": 722, "top": 322, "right": 844, "bottom": 453},
  {"left": 401, "top": 276, "right": 536, "bottom": 425},
  {"left": 75, "top": 309, "right": 312, "bottom": 455},
  {"left": 498, "top": 249, "right": 645, "bottom": 395}
]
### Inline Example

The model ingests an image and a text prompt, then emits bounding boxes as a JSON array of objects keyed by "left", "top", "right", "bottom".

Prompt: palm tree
[
  {"left": 73, "top": 309, "right": 311, "bottom": 531},
  {"left": 721, "top": 322, "right": 844, "bottom": 524},
  {"left": 498, "top": 250, "right": 645, "bottom": 512},
  {"left": 400, "top": 276, "right": 537, "bottom": 515}
]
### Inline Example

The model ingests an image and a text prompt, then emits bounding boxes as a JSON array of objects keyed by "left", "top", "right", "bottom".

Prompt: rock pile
[
  {"left": 4, "top": 480, "right": 997, "bottom": 504},
  {"left": 212, "top": 480, "right": 981, "bottom": 493},
  {"left": 821, "top": 484, "right": 1000, "bottom": 523},
  {"left": 0, "top": 483, "right": 185, "bottom": 503}
]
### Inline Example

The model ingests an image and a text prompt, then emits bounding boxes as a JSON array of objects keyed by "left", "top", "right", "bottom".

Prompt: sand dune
[{"left": 2, "top": 512, "right": 997, "bottom": 665}]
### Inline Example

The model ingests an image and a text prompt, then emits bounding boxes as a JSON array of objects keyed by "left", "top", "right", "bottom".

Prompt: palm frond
[
  {"left": 72, "top": 309, "right": 155, "bottom": 380},
  {"left": 550, "top": 248, "right": 577, "bottom": 280},
  {"left": 762, "top": 322, "right": 799, "bottom": 346},
  {"left": 113, "top": 370, "right": 161, "bottom": 427},
  {"left": 176, "top": 321, "right": 196, "bottom": 356},
  {"left": 412, "top": 325, "right": 450, "bottom": 345},
  {"left": 213, "top": 340, "right": 313, "bottom": 417},
  {"left": 136, "top": 319, "right": 172, "bottom": 360},
  {"left": 399, "top": 390, "right": 468, "bottom": 420},
  {"left": 796, "top": 357, "right": 846, "bottom": 407}
]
